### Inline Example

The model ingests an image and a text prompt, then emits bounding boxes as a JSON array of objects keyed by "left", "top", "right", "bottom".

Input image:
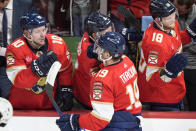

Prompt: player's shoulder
[
  {"left": 46, "top": 34, "right": 68, "bottom": 51},
  {"left": 8, "top": 36, "right": 27, "bottom": 49},
  {"left": 143, "top": 23, "right": 168, "bottom": 48},
  {"left": 46, "top": 34, "right": 66, "bottom": 45},
  {"left": 7, "top": 37, "right": 29, "bottom": 56}
]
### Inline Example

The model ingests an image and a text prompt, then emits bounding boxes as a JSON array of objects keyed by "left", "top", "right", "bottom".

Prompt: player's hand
[
  {"left": 87, "top": 43, "right": 98, "bottom": 59},
  {"left": 30, "top": 77, "right": 46, "bottom": 94},
  {"left": 55, "top": 85, "right": 73, "bottom": 111},
  {"left": 31, "top": 50, "right": 58, "bottom": 77},
  {"left": 162, "top": 53, "right": 188, "bottom": 78},
  {"left": 56, "top": 114, "right": 80, "bottom": 131},
  {"left": 120, "top": 28, "right": 143, "bottom": 42},
  {"left": 186, "top": 18, "right": 196, "bottom": 39}
]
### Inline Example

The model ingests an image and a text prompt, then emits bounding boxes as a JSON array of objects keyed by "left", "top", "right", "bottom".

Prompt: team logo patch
[
  {"left": 7, "top": 55, "right": 15, "bottom": 65},
  {"left": 92, "top": 82, "right": 103, "bottom": 100},
  {"left": 148, "top": 51, "right": 159, "bottom": 64}
]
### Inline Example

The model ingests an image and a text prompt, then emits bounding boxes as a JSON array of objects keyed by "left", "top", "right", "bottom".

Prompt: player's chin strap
[
  {"left": 99, "top": 53, "right": 112, "bottom": 66},
  {"left": 153, "top": 18, "right": 168, "bottom": 32},
  {"left": 23, "top": 33, "right": 40, "bottom": 48}
]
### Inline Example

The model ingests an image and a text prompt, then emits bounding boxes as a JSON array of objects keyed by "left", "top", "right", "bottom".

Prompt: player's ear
[
  {"left": 104, "top": 51, "right": 111, "bottom": 59},
  {"left": 23, "top": 29, "right": 30, "bottom": 37},
  {"left": 154, "top": 17, "right": 161, "bottom": 24}
]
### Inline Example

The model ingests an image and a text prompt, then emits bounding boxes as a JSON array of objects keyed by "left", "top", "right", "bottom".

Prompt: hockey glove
[
  {"left": 55, "top": 85, "right": 73, "bottom": 111},
  {"left": 186, "top": 18, "right": 196, "bottom": 39},
  {"left": 56, "top": 114, "right": 80, "bottom": 131},
  {"left": 120, "top": 28, "right": 143, "bottom": 42},
  {"left": 162, "top": 53, "right": 188, "bottom": 78},
  {"left": 31, "top": 50, "right": 58, "bottom": 77},
  {"left": 87, "top": 43, "right": 98, "bottom": 59}
]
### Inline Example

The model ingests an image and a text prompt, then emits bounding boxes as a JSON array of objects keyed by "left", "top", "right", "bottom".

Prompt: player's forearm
[
  {"left": 11, "top": 67, "right": 39, "bottom": 89},
  {"left": 58, "top": 65, "right": 73, "bottom": 86},
  {"left": 147, "top": 70, "right": 168, "bottom": 87}
]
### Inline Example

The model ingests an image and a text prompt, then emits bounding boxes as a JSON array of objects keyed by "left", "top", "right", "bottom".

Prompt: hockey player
[
  {"left": 138, "top": 0, "right": 196, "bottom": 111},
  {"left": 5, "top": 13, "right": 73, "bottom": 110},
  {"left": 56, "top": 32, "right": 142, "bottom": 131},
  {"left": 72, "top": 12, "right": 113, "bottom": 109},
  {"left": 0, "top": 97, "right": 13, "bottom": 131}
]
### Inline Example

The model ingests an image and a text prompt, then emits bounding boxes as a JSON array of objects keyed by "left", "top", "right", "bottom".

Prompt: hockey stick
[
  {"left": 45, "top": 61, "right": 63, "bottom": 117},
  {"left": 117, "top": 5, "right": 141, "bottom": 70},
  {"left": 117, "top": 5, "right": 141, "bottom": 33}
]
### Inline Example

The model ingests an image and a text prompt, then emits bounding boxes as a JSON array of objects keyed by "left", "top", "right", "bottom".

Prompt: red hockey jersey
[
  {"left": 138, "top": 20, "right": 191, "bottom": 104},
  {"left": 79, "top": 55, "right": 142, "bottom": 130},
  {"left": 73, "top": 32, "right": 99, "bottom": 108},
  {"left": 6, "top": 34, "right": 72, "bottom": 109}
]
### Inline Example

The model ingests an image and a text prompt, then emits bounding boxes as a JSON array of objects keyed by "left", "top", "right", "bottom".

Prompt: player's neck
[{"left": 105, "top": 59, "right": 121, "bottom": 66}]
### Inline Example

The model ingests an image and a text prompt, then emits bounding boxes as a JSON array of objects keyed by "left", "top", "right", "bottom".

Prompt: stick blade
[{"left": 117, "top": 5, "right": 141, "bottom": 32}]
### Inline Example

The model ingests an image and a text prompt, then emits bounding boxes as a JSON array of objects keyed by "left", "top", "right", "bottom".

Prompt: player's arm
[
  {"left": 183, "top": 17, "right": 196, "bottom": 44},
  {"left": 6, "top": 45, "right": 58, "bottom": 89},
  {"left": 56, "top": 75, "right": 114, "bottom": 130},
  {"left": 141, "top": 42, "right": 187, "bottom": 87},
  {"left": 79, "top": 81, "right": 114, "bottom": 130},
  {"left": 142, "top": 45, "right": 169, "bottom": 87},
  {"left": 6, "top": 45, "right": 39, "bottom": 89}
]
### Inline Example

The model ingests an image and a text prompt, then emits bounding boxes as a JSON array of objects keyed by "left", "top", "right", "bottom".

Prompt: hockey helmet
[
  {"left": 85, "top": 12, "right": 112, "bottom": 36},
  {"left": 0, "top": 97, "right": 13, "bottom": 127},
  {"left": 150, "top": 0, "right": 176, "bottom": 18},
  {"left": 20, "top": 13, "right": 47, "bottom": 30},
  {"left": 96, "top": 32, "right": 125, "bottom": 58}
]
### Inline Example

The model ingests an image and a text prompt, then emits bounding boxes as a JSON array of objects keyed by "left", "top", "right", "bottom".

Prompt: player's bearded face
[
  {"left": 161, "top": 12, "right": 176, "bottom": 30},
  {"left": 31, "top": 26, "right": 47, "bottom": 47}
]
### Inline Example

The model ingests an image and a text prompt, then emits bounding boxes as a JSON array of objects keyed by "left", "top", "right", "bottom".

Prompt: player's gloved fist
[
  {"left": 162, "top": 53, "right": 188, "bottom": 78},
  {"left": 120, "top": 28, "right": 143, "bottom": 42},
  {"left": 55, "top": 85, "right": 73, "bottom": 111},
  {"left": 56, "top": 114, "right": 80, "bottom": 131},
  {"left": 31, "top": 50, "right": 58, "bottom": 77},
  {"left": 87, "top": 43, "right": 98, "bottom": 59},
  {"left": 186, "top": 18, "right": 196, "bottom": 39}
]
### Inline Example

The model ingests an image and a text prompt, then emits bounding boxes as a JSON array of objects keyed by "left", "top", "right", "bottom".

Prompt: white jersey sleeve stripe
[
  {"left": 91, "top": 101, "right": 114, "bottom": 122},
  {"left": 6, "top": 66, "right": 27, "bottom": 83}
]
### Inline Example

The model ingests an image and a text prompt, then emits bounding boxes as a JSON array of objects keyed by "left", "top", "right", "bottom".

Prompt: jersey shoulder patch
[{"left": 92, "top": 81, "right": 103, "bottom": 100}]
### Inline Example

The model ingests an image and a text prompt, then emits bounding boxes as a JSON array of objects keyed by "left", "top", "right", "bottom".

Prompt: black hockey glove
[
  {"left": 31, "top": 50, "right": 58, "bottom": 77},
  {"left": 186, "top": 18, "right": 196, "bottom": 39},
  {"left": 56, "top": 114, "right": 80, "bottom": 131},
  {"left": 55, "top": 85, "right": 73, "bottom": 111},
  {"left": 120, "top": 28, "right": 143, "bottom": 42},
  {"left": 161, "top": 53, "right": 188, "bottom": 78},
  {"left": 87, "top": 43, "right": 98, "bottom": 59}
]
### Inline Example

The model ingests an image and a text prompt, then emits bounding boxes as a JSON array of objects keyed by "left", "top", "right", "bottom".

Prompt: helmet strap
[
  {"left": 23, "top": 31, "right": 42, "bottom": 49},
  {"left": 100, "top": 54, "right": 112, "bottom": 66},
  {"left": 154, "top": 18, "right": 168, "bottom": 33},
  {"left": 98, "top": 49, "right": 112, "bottom": 66}
]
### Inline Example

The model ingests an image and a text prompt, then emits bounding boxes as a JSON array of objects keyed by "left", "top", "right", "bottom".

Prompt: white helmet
[{"left": 0, "top": 97, "right": 13, "bottom": 127}]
